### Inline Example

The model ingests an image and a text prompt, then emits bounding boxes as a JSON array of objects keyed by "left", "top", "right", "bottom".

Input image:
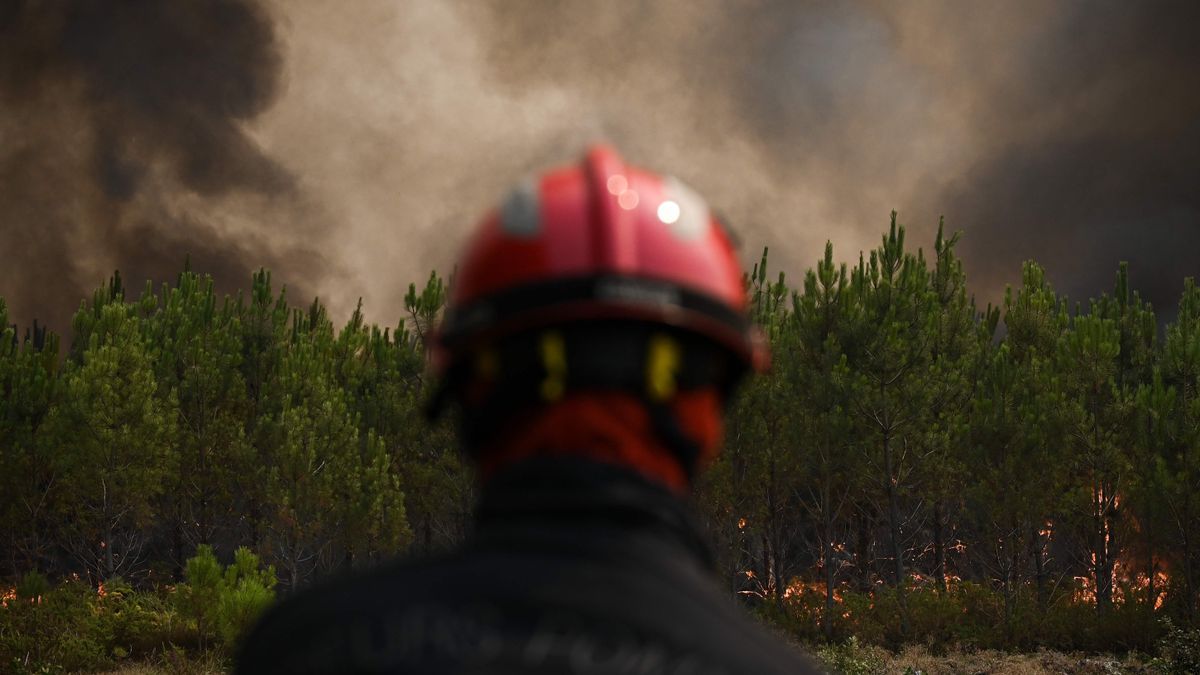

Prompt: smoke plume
[
  {"left": 0, "top": 0, "right": 337, "bottom": 333},
  {"left": 926, "top": 1, "right": 1200, "bottom": 314},
  {"left": 2, "top": 0, "right": 1196, "bottom": 331},
  {"left": 258, "top": 0, "right": 1197, "bottom": 324}
]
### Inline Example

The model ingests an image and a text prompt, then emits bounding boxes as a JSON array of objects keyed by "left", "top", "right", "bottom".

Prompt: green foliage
[
  {"left": 699, "top": 219, "right": 1200, "bottom": 658},
  {"left": 177, "top": 546, "right": 223, "bottom": 648},
  {"left": 0, "top": 311, "right": 61, "bottom": 575},
  {"left": 15, "top": 572, "right": 49, "bottom": 601},
  {"left": 176, "top": 545, "right": 276, "bottom": 651},
  {"left": 1, "top": 580, "right": 112, "bottom": 673},
  {"left": 94, "top": 577, "right": 182, "bottom": 660},
  {"left": 49, "top": 300, "right": 177, "bottom": 580},
  {"left": 765, "top": 578, "right": 1166, "bottom": 655},
  {"left": 815, "top": 636, "right": 888, "bottom": 675},
  {"left": 6, "top": 265, "right": 434, "bottom": 588},
  {"left": 216, "top": 547, "right": 276, "bottom": 647},
  {"left": 1151, "top": 617, "right": 1200, "bottom": 674},
  {"left": 0, "top": 575, "right": 227, "bottom": 673},
  {"left": 4, "top": 218, "right": 1200, "bottom": 669}
]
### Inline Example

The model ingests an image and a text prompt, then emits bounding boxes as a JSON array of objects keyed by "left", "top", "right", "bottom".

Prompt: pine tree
[
  {"left": 235, "top": 270, "right": 291, "bottom": 549},
  {"left": 728, "top": 248, "right": 801, "bottom": 606},
  {"left": 1161, "top": 278, "right": 1200, "bottom": 619},
  {"left": 792, "top": 242, "right": 859, "bottom": 637},
  {"left": 142, "top": 270, "right": 252, "bottom": 575},
  {"left": 50, "top": 299, "right": 176, "bottom": 581},
  {"left": 0, "top": 300, "right": 63, "bottom": 576},
  {"left": 392, "top": 272, "right": 470, "bottom": 555},
  {"left": 973, "top": 262, "right": 1071, "bottom": 619},
  {"left": 843, "top": 213, "right": 937, "bottom": 636},
  {"left": 916, "top": 221, "right": 985, "bottom": 593},
  {"left": 1059, "top": 309, "right": 1125, "bottom": 614}
]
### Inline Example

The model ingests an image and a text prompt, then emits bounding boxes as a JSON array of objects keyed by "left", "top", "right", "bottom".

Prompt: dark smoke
[
  {"left": 937, "top": 0, "right": 1200, "bottom": 317},
  {"left": 0, "top": 0, "right": 335, "bottom": 334},
  {"left": 3, "top": 1, "right": 1196, "bottom": 333},
  {"left": 458, "top": 0, "right": 1200, "bottom": 316}
]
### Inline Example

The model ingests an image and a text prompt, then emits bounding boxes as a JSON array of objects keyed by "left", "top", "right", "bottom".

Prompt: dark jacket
[{"left": 236, "top": 459, "right": 823, "bottom": 674}]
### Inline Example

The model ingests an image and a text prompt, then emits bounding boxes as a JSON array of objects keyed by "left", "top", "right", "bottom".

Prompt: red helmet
[{"left": 433, "top": 145, "right": 767, "bottom": 380}]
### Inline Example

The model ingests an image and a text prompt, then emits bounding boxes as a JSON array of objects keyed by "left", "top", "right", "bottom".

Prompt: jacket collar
[{"left": 472, "top": 457, "right": 716, "bottom": 570}]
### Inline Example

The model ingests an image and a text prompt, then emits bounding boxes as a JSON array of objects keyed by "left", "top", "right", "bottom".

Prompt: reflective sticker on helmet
[
  {"left": 500, "top": 177, "right": 540, "bottom": 237},
  {"left": 596, "top": 278, "right": 682, "bottom": 308},
  {"left": 645, "top": 333, "right": 681, "bottom": 401},
  {"left": 661, "top": 177, "right": 710, "bottom": 240},
  {"left": 539, "top": 331, "right": 567, "bottom": 401}
]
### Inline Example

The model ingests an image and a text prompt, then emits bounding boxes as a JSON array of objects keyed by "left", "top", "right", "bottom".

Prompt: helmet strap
[
  {"left": 644, "top": 398, "right": 702, "bottom": 482},
  {"left": 441, "top": 323, "right": 736, "bottom": 480}
]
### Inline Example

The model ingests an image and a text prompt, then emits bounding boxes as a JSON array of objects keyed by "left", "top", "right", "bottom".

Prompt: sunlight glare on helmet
[
  {"left": 662, "top": 177, "right": 709, "bottom": 240},
  {"left": 657, "top": 200, "right": 681, "bottom": 224},
  {"left": 618, "top": 189, "right": 640, "bottom": 210},
  {"left": 606, "top": 175, "right": 628, "bottom": 195}
]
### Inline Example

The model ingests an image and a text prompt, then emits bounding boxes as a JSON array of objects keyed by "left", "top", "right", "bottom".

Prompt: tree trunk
[
  {"left": 1146, "top": 517, "right": 1157, "bottom": 613},
  {"left": 1094, "top": 482, "right": 1114, "bottom": 614},
  {"left": 883, "top": 429, "right": 910, "bottom": 636},
  {"left": 1032, "top": 522, "right": 1048, "bottom": 612},
  {"left": 249, "top": 497, "right": 262, "bottom": 549},
  {"left": 767, "top": 455, "right": 784, "bottom": 607},
  {"left": 104, "top": 529, "right": 115, "bottom": 579},
  {"left": 1002, "top": 536, "right": 1015, "bottom": 639},
  {"left": 759, "top": 533, "right": 772, "bottom": 597},
  {"left": 1183, "top": 455, "right": 1197, "bottom": 621},
  {"left": 823, "top": 506, "right": 836, "bottom": 641},
  {"left": 172, "top": 516, "right": 184, "bottom": 580},
  {"left": 854, "top": 511, "right": 872, "bottom": 591},
  {"left": 199, "top": 438, "right": 211, "bottom": 546},
  {"left": 933, "top": 501, "right": 947, "bottom": 592},
  {"left": 1186, "top": 532, "right": 1197, "bottom": 621}
]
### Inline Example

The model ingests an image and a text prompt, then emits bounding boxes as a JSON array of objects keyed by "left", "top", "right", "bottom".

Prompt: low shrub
[
  {"left": 1151, "top": 617, "right": 1200, "bottom": 674},
  {"left": 814, "top": 636, "right": 888, "bottom": 675},
  {"left": 216, "top": 547, "right": 276, "bottom": 647},
  {"left": 1, "top": 546, "right": 276, "bottom": 673},
  {"left": 1, "top": 577, "right": 111, "bottom": 673},
  {"left": 758, "top": 574, "right": 1177, "bottom": 657},
  {"left": 176, "top": 545, "right": 276, "bottom": 652}
]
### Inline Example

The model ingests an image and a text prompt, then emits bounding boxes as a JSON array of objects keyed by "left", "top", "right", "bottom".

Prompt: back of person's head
[{"left": 429, "top": 146, "right": 767, "bottom": 493}]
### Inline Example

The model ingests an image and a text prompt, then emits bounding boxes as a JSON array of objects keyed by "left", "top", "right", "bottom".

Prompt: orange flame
[
  {"left": 1073, "top": 559, "right": 1170, "bottom": 609},
  {"left": 0, "top": 587, "right": 42, "bottom": 607},
  {"left": 1072, "top": 575, "right": 1096, "bottom": 604},
  {"left": 779, "top": 577, "right": 852, "bottom": 619}
]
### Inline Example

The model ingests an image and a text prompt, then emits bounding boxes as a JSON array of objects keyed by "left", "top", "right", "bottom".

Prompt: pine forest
[{"left": 3, "top": 214, "right": 1200, "bottom": 671}]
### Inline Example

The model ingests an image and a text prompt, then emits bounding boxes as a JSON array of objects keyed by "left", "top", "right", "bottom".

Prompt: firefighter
[{"left": 236, "top": 146, "right": 822, "bottom": 674}]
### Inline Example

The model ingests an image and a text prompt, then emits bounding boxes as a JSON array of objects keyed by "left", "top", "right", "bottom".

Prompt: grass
[
  {"left": 98, "top": 647, "right": 1156, "bottom": 675},
  {"left": 883, "top": 645, "right": 1155, "bottom": 674},
  {"left": 101, "top": 649, "right": 225, "bottom": 675}
]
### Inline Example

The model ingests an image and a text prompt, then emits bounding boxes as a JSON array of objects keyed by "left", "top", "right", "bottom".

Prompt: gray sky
[{"left": 2, "top": 0, "right": 1197, "bottom": 332}]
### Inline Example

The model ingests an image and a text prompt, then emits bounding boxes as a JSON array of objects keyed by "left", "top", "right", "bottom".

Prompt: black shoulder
[
  {"left": 234, "top": 557, "right": 443, "bottom": 675},
  {"left": 234, "top": 549, "right": 825, "bottom": 675}
]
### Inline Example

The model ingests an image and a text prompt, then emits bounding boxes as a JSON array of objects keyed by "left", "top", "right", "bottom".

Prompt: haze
[{"left": 1, "top": 0, "right": 1196, "bottom": 332}]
